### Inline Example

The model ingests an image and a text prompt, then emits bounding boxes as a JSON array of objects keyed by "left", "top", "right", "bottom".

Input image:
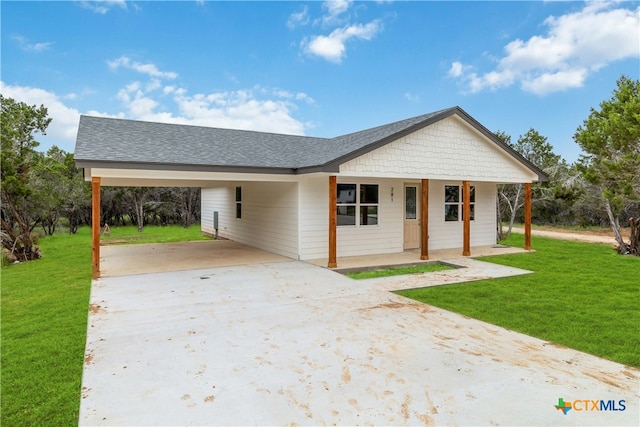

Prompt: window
[
  {"left": 405, "top": 186, "right": 417, "bottom": 220},
  {"left": 444, "top": 185, "right": 474, "bottom": 221},
  {"left": 235, "top": 186, "right": 242, "bottom": 219},
  {"left": 337, "top": 183, "right": 378, "bottom": 226}
]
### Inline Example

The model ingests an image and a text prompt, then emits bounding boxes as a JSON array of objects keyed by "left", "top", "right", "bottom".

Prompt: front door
[{"left": 403, "top": 184, "right": 420, "bottom": 249}]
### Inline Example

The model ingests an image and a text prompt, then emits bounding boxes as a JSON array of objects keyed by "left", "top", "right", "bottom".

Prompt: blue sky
[{"left": 2, "top": 1, "right": 639, "bottom": 164}]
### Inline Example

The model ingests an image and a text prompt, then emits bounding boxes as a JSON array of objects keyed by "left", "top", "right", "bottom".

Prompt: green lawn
[
  {"left": 345, "top": 262, "right": 454, "bottom": 280},
  {"left": 101, "top": 224, "right": 212, "bottom": 244},
  {"left": 397, "top": 234, "right": 640, "bottom": 367},
  {"left": 1, "top": 225, "right": 208, "bottom": 426}
]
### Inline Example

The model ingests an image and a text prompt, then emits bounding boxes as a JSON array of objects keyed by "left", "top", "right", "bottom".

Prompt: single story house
[{"left": 74, "top": 106, "right": 546, "bottom": 278}]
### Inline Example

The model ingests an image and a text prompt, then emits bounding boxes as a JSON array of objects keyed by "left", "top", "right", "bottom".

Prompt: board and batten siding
[
  {"left": 201, "top": 181, "right": 299, "bottom": 259},
  {"left": 297, "top": 176, "right": 328, "bottom": 260},
  {"left": 427, "top": 180, "right": 497, "bottom": 250},
  {"left": 339, "top": 115, "right": 538, "bottom": 183}
]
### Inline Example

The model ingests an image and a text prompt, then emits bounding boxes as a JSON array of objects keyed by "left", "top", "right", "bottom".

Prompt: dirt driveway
[
  {"left": 80, "top": 260, "right": 638, "bottom": 426},
  {"left": 511, "top": 227, "right": 624, "bottom": 245}
]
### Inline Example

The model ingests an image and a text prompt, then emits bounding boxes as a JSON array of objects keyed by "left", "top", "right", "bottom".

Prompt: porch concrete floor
[
  {"left": 308, "top": 244, "right": 528, "bottom": 271},
  {"left": 80, "top": 260, "right": 639, "bottom": 426}
]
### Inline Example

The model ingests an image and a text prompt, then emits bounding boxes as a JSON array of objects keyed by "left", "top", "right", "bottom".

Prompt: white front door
[{"left": 403, "top": 184, "right": 420, "bottom": 249}]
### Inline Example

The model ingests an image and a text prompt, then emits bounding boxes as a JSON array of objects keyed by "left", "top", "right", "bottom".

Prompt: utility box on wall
[{"left": 213, "top": 211, "right": 219, "bottom": 238}]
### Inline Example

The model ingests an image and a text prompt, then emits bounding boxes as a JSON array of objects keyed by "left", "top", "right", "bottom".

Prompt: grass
[
  {"left": 396, "top": 234, "right": 640, "bottom": 367},
  {"left": 1, "top": 224, "right": 208, "bottom": 426},
  {"left": 345, "top": 262, "right": 454, "bottom": 280},
  {"left": 1, "top": 227, "right": 92, "bottom": 426},
  {"left": 100, "top": 224, "right": 211, "bottom": 245}
]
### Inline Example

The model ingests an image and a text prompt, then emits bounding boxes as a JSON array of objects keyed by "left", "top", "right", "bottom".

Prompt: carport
[{"left": 84, "top": 171, "right": 298, "bottom": 278}]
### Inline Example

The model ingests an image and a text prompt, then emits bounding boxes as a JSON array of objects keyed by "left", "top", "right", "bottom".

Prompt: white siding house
[{"left": 75, "top": 106, "right": 546, "bottom": 275}]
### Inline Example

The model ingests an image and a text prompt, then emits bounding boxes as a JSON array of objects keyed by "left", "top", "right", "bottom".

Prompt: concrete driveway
[{"left": 80, "top": 260, "right": 639, "bottom": 426}]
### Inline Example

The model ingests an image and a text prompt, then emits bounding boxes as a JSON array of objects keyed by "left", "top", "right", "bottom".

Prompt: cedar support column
[
  {"left": 92, "top": 177, "right": 101, "bottom": 279},
  {"left": 462, "top": 180, "right": 471, "bottom": 256},
  {"left": 524, "top": 182, "right": 532, "bottom": 251},
  {"left": 420, "top": 179, "right": 429, "bottom": 260},
  {"left": 328, "top": 175, "right": 337, "bottom": 268}
]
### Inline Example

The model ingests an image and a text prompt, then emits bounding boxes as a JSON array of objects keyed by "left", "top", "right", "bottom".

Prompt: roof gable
[{"left": 339, "top": 115, "right": 540, "bottom": 183}]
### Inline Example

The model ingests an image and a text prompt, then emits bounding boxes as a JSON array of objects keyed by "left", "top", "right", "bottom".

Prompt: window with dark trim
[
  {"left": 444, "top": 185, "right": 474, "bottom": 221},
  {"left": 337, "top": 183, "right": 379, "bottom": 226},
  {"left": 235, "top": 186, "right": 242, "bottom": 219}
]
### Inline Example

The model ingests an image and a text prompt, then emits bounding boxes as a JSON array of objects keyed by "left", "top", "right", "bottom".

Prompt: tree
[
  {"left": 30, "top": 146, "right": 91, "bottom": 235},
  {"left": 126, "top": 187, "right": 149, "bottom": 232},
  {"left": 31, "top": 147, "right": 66, "bottom": 235},
  {"left": 574, "top": 76, "right": 640, "bottom": 254},
  {"left": 495, "top": 128, "right": 561, "bottom": 238},
  {"left": 1, "top": 95, "right": 52, "bottom": 261}
]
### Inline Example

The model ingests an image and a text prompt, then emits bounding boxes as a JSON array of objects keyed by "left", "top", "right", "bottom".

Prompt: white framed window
[
  {"left": 337, "top": 183, "right": 379, "bottom": 226},
  {"left": 444, "top": 185, "right": 475, "bottom": 222},
  {"left": 235, "top": 186, "right": 242, "bottom": 219}
]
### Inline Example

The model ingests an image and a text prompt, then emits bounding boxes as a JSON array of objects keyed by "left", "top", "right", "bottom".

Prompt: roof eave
[{"left": 75, "top": 160, "right": 298, "bottom": 175}]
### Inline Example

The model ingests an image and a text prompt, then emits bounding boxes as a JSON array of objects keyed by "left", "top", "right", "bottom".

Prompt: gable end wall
[{"left": 339, "top": 116, "right": 538, "bottom": 183}]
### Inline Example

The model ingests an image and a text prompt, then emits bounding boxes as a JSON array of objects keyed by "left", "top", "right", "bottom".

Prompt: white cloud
[
  {"left": 171, "top": 90, "right": 305, "bottom": 135},
  {"left": 448, "top": 61, "right": 474, "bottom": 78},
  {"left": 521, "top": 69, "right": 588, "bottom": 95},
  {"left": 78, "top": 0, "right": 128, "bottom": 14},
  {"left": 296, "top": 1, "right": 384, "bottom": 63},
  {"left": 108, "top": 66, "right": 309, "bottom": 134},
  {"left": 11, "top": 35, "right": 53, "bottom": 52},
  {"left": 0, "top": 82, "right": 82, "bottom": 152},
  {"left": 450, "top": 2, "right": 640, "bottom": 95},
  {"left": 271, "top": 88, "right": 316, "bottom": 104},
  {"left": 107, "top": 56, "right": 178, "bottom": 79},
  {"left": 287, "top": 6, "right": 310, "bottom": 29},
  {"left": 320, "top": 0, "right": 352, "bottom": 26},
  {"left": 303, "top": 20, "right": 382, "bottom": 63},
  {"left": 404, "top": 92, "right": 420, "bottom": 103}
]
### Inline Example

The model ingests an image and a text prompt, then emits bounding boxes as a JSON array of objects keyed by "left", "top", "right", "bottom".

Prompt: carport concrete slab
[
  {"left": 81, "top": 260, "right": 639, "bottom": 426},
  {"left": 100, "top": 240, "right": 291, "bottom": 277}
]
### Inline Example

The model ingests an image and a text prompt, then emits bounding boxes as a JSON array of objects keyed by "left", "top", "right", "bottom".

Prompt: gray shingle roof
[{"left": 74, "top": 106, "right": 547, "bottom": 179}]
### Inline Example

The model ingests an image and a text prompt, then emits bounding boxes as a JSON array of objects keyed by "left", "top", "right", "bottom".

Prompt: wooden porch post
[
  {"left": 524, "top": 182, "right": 532, "bottom": 250},
  {"left": 328, "top": 175, "right": 337, "bottom": 268},
  {"left": 421, "top": 179, "right": 429, "bottom": 260},
  {"left": 462, "top": 180, "right": 471, "bottom": 256},
  {"left": 92, "top": 177, "right": 101, "bottom": 279}
]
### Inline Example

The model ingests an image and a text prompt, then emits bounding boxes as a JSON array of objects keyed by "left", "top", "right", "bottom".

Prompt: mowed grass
[
  {"left": 101, "top": 224, "right": 211, "bottom": 244},
  {"left": 1, "top": 224, "right": 208, "bottom": 426},
  {"left": 345, "top": 262, "right": 454, "bottom": 280},
  {"left": 396, "top": 234, "right": 640, "bottom": 367},
  {"left": 1, "top": 227, "right": 92, "bottom": 426}
]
